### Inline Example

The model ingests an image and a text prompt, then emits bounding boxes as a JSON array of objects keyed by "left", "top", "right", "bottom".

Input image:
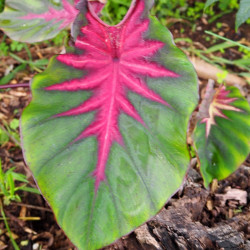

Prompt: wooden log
[
  {"left": 103, "top": 169, "right": 249, "bottom": 250},
  {"left": 190, "top": 57, "right": 247, "bottom": 87}
]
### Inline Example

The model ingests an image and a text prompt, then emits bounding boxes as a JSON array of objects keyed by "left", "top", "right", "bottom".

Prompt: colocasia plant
[{"left": 0, "top": 0, "right": 249, "bottom": 249}]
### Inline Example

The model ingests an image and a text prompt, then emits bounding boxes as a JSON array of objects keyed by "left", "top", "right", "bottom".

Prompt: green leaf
[
  {"left": 31, "top": 59, "right": 49, "bottom": 67},
  {"left": 0, "top": 182, "right": 9, "bottom": 197},
  {"left": 205, "top": 30, "right": 250, "bottom": 51},
  {"left": 0, "top": 0, "right": 5, "bottom": 13},
  {"left": 21, "top": 0, "right": 198, "bottom": 249},
  {"left": 236, "top": 0, "right": 250, "bottom": 29},
  {"left": 204, "top": 0, "right": 219, "bottom": 9},
  {"left": 0, "top": 128, "right": 9, "bottom": 144},
  {"left": 9, "top": 119, "right": 19, "bottom": 130},
  {"left": 0, "top": 41, "right": 9, "bottom": 56},
  {"left": 11, "top": 172, "right": 28, "bottom": 183},
  {"left": 10, "top": 40, "right": 25, "bottom": 52},
  {"left": 0, "top": 63, "right": 27, "bottom": 86},
  {"left": 194, "top": 85, "right": 250, "bottom": 187},
  {"left": 0, "top": 0, "right": 77, "bottom": 43},
  {"left": 7, "top": 173, "right": 15, "bottom": 197},
  {"left": 16, "top": 186, "right": 40, "bottom": 194}
]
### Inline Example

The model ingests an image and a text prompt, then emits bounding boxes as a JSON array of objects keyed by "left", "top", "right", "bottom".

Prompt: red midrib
[{"left": 94, "top": 61, "right": 121, "bottom": 192}]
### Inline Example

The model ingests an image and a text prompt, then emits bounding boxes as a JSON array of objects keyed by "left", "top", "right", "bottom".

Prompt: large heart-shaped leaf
[
  {"left": 194, "top": 85, "right": 250, "bottom": 187},
  {"left": 21, "top": 0, "right": 198, "bottom": 249},
  {"left": 0, "top": 0, "right": 79, "bottom": 42}
]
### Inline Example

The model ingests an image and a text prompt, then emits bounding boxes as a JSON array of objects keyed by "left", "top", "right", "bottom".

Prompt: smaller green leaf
[
  {"left": 9, "top": 119, "right": 19, "bottom": 130},
  {"left": 0, "top": 160, "right": 3, "bottom": 180},
  {"left": 10, "top": 41, "right": 25, "bottom": 52},
  {"left": 7, "top": 173, "right": 15, "bottom": 197},
  {"left": 0, "top": 0, "right": 78, "bottom": 43},
  {"left": 3, "top": 196, "right": 11, "bottom": 206},
  {"left": 204, "top": 42, "right": 236, "bottom": 54},
  {"left": 0, "top": 41, "right": 9, "bottom": 56},
  {"left": 11, "top": 172, "right": 28, "bottom": 183},
  {"left": 31, "top": 59, "right": 49, "bottom": 67},
  {"left": 16, "top": 186, "right": 40, "bottom": 195},
  {"left": 236, "top": 0, "right": 250, "bottom": 30},
  {"left": 5, "top": 167, "right": 16, "bottom": 176},
  {"left": 0, "top": 183, "right": 9, "bottom": 197},
  {"left": 0, "top": 64, "right": 27, "bottom": 86},
  {"left": 194, "top": 85, "right": 250, "bottom": 187},
  {"left": 14, "top": 194, "right": 21, "bottom": 202},
  {"left": 0, "top": 0, "right": 5, "bottom": 13},
  {"left": 0, "top": 128, "right": 9, "bottom": 145},
  {"left": 204, "top": 0, "right": 219, "bottom": 9},
  {"left": 205, "top": 31, "right": 250, "bottom": 51}
]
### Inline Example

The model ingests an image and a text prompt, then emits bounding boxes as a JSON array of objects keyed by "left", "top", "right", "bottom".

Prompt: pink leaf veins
[
  {"left": 45, "top": 0, "right": 179, "bottom": 192},
  {"left": 21, "top": 0, "right": 79, "bottom": 29},
  {"left": 201, "top": 86, "right": 242, "bottom": 137}
]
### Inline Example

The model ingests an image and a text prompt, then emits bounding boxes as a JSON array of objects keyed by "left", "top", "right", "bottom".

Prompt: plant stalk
[
  {"left": 0, "top": 83, "right": 30, "bottom": 89},
  {"left": 0, "top": 200, "right": 20, "bottom": 250}
]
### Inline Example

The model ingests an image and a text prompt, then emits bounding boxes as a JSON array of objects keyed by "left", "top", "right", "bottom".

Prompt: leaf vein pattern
[
  {"left": 21, "top": 0, "right": 79, "bottom": 29},
  {"left": 45, "top": 0, "right": 179, "bottom": 192}
]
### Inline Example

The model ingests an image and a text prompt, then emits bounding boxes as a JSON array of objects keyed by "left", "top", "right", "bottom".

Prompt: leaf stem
[
  {"left": 0, "top": 200, "right": 20, "bottom": 250},
  {"left": 0, "top": 83, "right": 30, "bottom": 89},
  {"left": 205, "top": 31, "right": 250, "bottom": 51},
  {"left": 0, "top": 216, "right": 41, "bottom": 221}
]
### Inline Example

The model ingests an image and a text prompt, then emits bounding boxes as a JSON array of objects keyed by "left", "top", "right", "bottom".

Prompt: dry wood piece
[
  {"left": 103, "top": 179, "right": 249, "bottom": 250},
  {"left": 135, "top": 224, "right": 163, "bottom": 250},
  {"left": 207, "top": 225, "right": 245, "bottom": 249},
  {"left": 215, "top": 188, "right": 247, "bottom": 207},
  {"left": 190, "top": 57, "right": 247, "bottom": 87},
  {"left": 196, "top": 79, "right": 215, "bottom": 121}
]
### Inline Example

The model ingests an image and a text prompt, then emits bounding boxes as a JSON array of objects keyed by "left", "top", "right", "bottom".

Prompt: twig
[
  {"left": 190, "top": 57, "right": 247, "bottom": 86},
  {"left": 0, "top": 83, "right": 30, "bottom": 89},
  {"left": 0, "top": 216, "right": 41, "bottom": 221},
  {"left": 12, "top": 202, "right": 52, "bottom": 212}
]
